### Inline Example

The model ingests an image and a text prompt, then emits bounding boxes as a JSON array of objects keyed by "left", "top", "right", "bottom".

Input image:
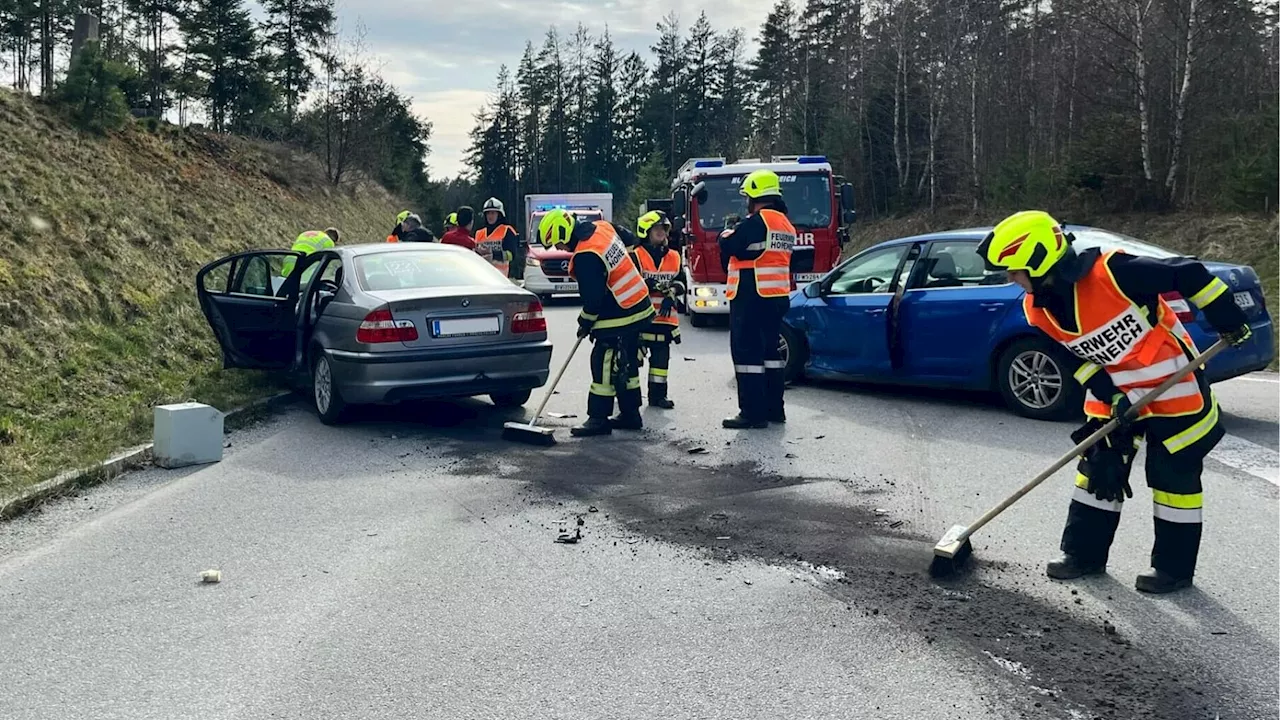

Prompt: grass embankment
[
  {"left": 0, "top": 89, "right": 401, "bottom": 498},
  {"left": 845, "top": 210, "right": 1279, "bottom": 367}
]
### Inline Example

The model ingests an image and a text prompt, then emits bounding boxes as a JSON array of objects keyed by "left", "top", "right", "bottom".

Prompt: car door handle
[
  {"left": 980, "top": 302, "right": 1004, "bottom": 311},
  {"left": 865, "top": 308, "right": 887, "bottom": 316}
]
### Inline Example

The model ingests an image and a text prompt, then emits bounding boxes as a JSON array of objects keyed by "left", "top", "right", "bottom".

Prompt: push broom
[
  {"left": 502, "top": 336, "right": 586, "bottom": 446},
  {"left": 928, "top": 339, "right": 1229, "bottom": 578}
]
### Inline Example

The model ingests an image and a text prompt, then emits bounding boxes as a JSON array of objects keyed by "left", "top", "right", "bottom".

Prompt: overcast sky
[{"left": 333, "top": 1, "right": 773, "bottom": 179}]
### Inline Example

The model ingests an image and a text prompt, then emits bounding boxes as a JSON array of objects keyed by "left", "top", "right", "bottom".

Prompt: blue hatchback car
[{"left": 781, "top": 225, "right": 1274, "bottom": 419}]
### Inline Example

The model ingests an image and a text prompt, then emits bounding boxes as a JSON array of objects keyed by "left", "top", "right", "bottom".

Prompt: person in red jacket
[{"left": 440, "top": 206, "right": 476, "bottom": 250}]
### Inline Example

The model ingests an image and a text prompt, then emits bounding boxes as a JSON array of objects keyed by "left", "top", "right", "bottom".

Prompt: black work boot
[
  {"left": 570, "top": 417, "right": 613, "bottom": 437},
  {"left": 769, "top": 410, "right": 786, "bottom": 424},
  {"left": 722, "top": 413, "right": 768, "bottom": 429},
  {"left": 648, "top": 385, "right": 675, "bottom": 409},
  {"left": 1135, "top": 568, "right": 1193, "bottom": 594},
  {"left": 1046, "top": 554, "right": 1106, "bottom": 580},
  {"left": 609, "top": 413, "right": 644, "bottom": 431}
]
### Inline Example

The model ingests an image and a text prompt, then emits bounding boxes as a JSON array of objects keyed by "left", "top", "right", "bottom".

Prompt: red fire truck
[{"left": 670, "top": 156, "right": 855, "bottom": 326}]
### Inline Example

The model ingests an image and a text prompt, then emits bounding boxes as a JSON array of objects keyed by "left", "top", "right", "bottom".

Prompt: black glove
[
  {"left": 659, "top": 297, "right": 675, "bottom": 317},
  {"left": 576, "top": 320, "right": 593, "bottom": 339},
  {"left": 1108, "top": 393, "right": 1135, "bottom": 429},
  {"left": 1071, "top": 421, "right": 1136, "bottom": 503},
  {"left": 1221, "top": 324, "right": 1252, "bottom": 347},
  {"left": 645, "top": 277, "right": 659, "bottom": 293},
  {"left": 672, "top": 333, "right": 681, "bottom": 345}
]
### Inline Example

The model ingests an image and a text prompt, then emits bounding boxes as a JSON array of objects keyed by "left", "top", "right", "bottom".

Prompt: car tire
[
  {"left": 780, "top": 323, "right": 808, "bottom": 384},
  {"left": 311, "top": 352, "right": 350, "bottom": 425},
  {"left": 690, "top": 312, "right": 709, "bottom": 328},
  {"left": 995, "top": 337, "right": 1079, "bottom": 421},
  {"left": 490, "top": 390, "right": 532, "bottom": 408}
]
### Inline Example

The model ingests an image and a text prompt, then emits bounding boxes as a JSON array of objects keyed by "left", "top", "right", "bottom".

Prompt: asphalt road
[{"left": 1, "top": 302, "right": 1276, "bottom": 720}]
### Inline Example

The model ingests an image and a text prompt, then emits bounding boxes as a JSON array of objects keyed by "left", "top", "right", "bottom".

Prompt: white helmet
[{"left": 482, "top": 197, "right": 504, "bottom": 215}]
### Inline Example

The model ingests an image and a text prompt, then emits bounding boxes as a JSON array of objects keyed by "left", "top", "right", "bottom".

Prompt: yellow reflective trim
[
  {"left": 590, "top": 383, "right": 615, "bottom": 397},
  {"left": 1188, "top": 277, "right": 1228, "bottom": 308},
  {"left": 1162, "top": 397, "right": 1219, "bottom": 454},
  {"left": 602, "top": 349, "right": 614, "bottom": 388},
  {"left": 1075, "top": 473, "right": 1090, "bottom": 489},
  {"left": 626, "top": 377, "right": 642, "bottom": 390},
  {"left": 592, "top": 305, "right": 655, "bottom": 329},
  {"left": 1074, "top": 362, "right": 1101, "bottom": 384},
  {"left": 1151, "top": 490, "right": 1203, "bottom": 509},
  {"left": 639, "top": 333, "right": 661, "bottom": 342},
  {"left": 650, "top": 368, "right": 668, "bottom": 377}
]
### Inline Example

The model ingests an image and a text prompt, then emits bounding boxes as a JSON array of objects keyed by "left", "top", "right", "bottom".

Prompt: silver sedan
[{"left": 196, "top": 243, "right": 552, "bottom": 424}]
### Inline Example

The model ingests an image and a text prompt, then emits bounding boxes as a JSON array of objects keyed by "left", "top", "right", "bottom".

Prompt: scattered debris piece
[
  {"left": 555, "top": 528, "right": 583, "bottom": 544},
  {"left": 683, "top": 357, "right": 696, "bottom": 361},
  {"left": 716, "top": 536, "right": 731, "bottom": 540},
  {"left": 366, "top": 532, "right": 378, "bottom": 537},
  {"left": 889, "top": 520, "right": 904, "bottom": 529},
  {"left": 625, "top": 537, "right": 640, "bottom": 544},
  {"left": 546, "top": 412, "right": 577, "bottom": 419},
  {"left": 687, "top": 446, "right": 708, "bottom": 454},
  {"left": 785, "top": 453, "right": 797, "bottom": 459},
  {"left": 814, "top": 435, "right": 825, "bottom": 440},
  {"left": 588, "top": 506, "right": 599, "bottom": 513},
  {"left": 200, "top": 569, "right": 221, "bottom": 584},
  {"left": 709, "top": 512, "right": 729, "bottom": 521},
  {"left": 1210, "top": 630, "right": 1229, "bottom": 636},
  {"left": 874, "top": 508, "right": 889, "bottom": 516},
  {"left": 743, "top": 580, "right": 753, "bottom": 586},
  {"left": 1103, "top": 622, "right": 1117, "bottom": 636}
]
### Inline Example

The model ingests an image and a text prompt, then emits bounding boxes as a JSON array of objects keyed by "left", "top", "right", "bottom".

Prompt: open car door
[{"left": 196, "top": 250, "right": 304, "bottom": 370}]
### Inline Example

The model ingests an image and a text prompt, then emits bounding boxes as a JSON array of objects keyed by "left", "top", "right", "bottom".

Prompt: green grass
[
  {"left": 845, "top": 209, "right": 1279, "bottom": 368},
  {"left": 0, "top": 89, "right": 403, "bottom": 498}
]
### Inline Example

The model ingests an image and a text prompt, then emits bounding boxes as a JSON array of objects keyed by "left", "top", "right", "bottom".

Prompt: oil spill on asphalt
[{"left": 436, "top": 427, "right": 1260, "bottom": 720}]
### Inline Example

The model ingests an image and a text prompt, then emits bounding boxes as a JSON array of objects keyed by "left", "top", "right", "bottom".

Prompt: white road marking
[{"left": 1210, "top": 434, "right": 1280, "bottom": 486}]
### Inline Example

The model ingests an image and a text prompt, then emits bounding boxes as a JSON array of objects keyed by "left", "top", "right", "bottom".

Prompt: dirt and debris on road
[{"left": 447, "top": 428, "right": 1267, "bottom": 720}]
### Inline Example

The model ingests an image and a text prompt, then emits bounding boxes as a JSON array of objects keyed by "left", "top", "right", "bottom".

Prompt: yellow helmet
[
  {"left": 537, "top": 208, "right": 575, "bottom": 248},
  {"left": 739, "top": 169, "right": 782, "bottom": 199},
  {"left": 978, "top": 210, "right": 1069, "bottom": 278},
  {"left": 396, "top": 210, "right": 411, "bottom": 224},
  {"left": 445, "top": 212, "right": 458, "bottom": 227},
  {"left": 636, "top": 210, "right": 670, "bottom": 239}
]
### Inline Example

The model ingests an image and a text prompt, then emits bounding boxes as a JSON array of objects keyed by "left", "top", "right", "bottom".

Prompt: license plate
[
  {"left": 431, "top": 316, "right": 500, "bottom": 338},
  {"left": 1234, "top": 291, "right": 1256, "bottom": 309},
  {"left": 553, "top": 283, "right": 579, "bottom": 292},
  {"left": 793, "top": 273, "right": 823, "bottom": 282}
]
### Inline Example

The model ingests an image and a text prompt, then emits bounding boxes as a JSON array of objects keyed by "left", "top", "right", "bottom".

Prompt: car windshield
[
  {"left": 355, "top": 249, "right": 508, "bottom": 292},
  {"left": 696, "top": 173, "right": 832, "bottom": 231},
  {"left": 1068, "top": 227, "right": 1178, "bottom": 259}
]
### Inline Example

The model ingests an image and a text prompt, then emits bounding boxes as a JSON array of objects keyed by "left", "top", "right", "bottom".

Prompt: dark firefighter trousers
[
  {"left": 587, "top": 328, "right": 643, "bottom": 420},
  {"left": 640, "top": 326, "right": 679, "bottom": 404},
  {"left": 1062, "top": 381, "right": 1224, "bottom": 580},
  {"left": 729, "top": 295, "right": 789, "bottom": 422}
]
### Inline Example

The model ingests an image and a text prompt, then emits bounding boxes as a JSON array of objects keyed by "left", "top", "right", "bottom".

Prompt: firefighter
[
  {"left": 279, "top": 228, "right": 338, "bottom": 285},
  {"left": 537, "top": 208, "right": 654, "bottom": 436},
  {"left": 978, "top": 210, "right": 1252, "bottom": 594},
  {"left": 387, "top": 210, "right": 411, "bottom": 243},
  {"left": 632, "top": 210, "right": 685, "bottom": 409},
  {"left": 476, "top": 198, "right": 523, "bottom": 283},
  {"left": 718, "top": 169, "right": 795, "bottom": 429},
  {"left": 398, "top": 213, "right": 435, "bottom": 242},
  {"left": 443, "top": 212, "right": 458, "bottom": 233}
]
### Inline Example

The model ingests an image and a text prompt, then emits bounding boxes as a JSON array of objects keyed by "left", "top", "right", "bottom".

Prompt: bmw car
[
  {"left": 781, "top": 226, "right": 1274, "bottom": 420},
  {"left": 196, "top": 243, "right": 553, "bottom": 424}
]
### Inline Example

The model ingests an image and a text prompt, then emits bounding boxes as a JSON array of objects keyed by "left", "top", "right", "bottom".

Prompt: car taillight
[
  {"left": 1161, "top": 292, "right": 1196, "bottom": 323},
  {"left": 357, "top": 307, "right": 418, "bottom": 343},
  {"left": 511, "top": 301, "right": 547, "bottom": 333}
]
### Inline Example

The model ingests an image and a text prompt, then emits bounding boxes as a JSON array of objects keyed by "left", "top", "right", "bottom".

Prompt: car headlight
[
  {"left": 526, "top": 257, "right": 540, "bottom": 267},
  {"left": 695, "top": 287, "right": 717, "bottom": 297}
]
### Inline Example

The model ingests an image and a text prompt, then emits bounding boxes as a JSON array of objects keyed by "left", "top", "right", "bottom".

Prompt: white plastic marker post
[{"left": 929, "top": 339, "right": 1229, "bottom": 577}]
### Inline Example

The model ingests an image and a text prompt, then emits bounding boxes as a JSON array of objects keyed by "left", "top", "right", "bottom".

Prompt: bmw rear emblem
[{"left": 461, "top": 298, "right": 470, "bottom": 307}]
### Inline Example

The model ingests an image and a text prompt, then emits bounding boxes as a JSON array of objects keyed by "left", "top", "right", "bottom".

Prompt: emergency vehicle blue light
[
  {"left": 694, "top": 160, "right": 724, "bottom": 168},
  {"left": 797, "top": 156, "right": 827, "bottom": 164}
]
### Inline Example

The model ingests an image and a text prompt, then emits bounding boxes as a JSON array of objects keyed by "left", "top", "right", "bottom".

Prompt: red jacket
[{"left": 440, "top": 228, "right": 476, "bottom": 250}]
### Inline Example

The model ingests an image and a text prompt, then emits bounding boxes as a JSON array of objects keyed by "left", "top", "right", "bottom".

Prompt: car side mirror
[
  {"left": 673, "top": 189, "right": 688, "bottom": 218},
  {"left": 802, "top": 282, "right": 822, "bottom": 299},
  {"left": 839, "top": 183, "right": 856, "bottom": 224}
]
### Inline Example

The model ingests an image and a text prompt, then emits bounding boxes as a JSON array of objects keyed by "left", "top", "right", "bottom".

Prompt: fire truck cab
[{"left": 670, "top": 156, "right": 855, "bottom": 326}]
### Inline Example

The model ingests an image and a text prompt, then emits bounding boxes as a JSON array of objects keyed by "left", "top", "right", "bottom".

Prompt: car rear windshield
[
  {"left": 1068, "top": 228, "right": 1178, "bottom": 259},
  {"left": 355, "top": 249, "right": 509, "bottom": 291}
]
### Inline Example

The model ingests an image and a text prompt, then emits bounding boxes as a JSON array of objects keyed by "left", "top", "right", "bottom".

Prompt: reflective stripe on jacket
[
  {"left": 726, "top": 208, "right": 794, "bottom": 300},
  {"left": 635, "top": 246, "right": 681, "bottom": 328},
  {"left": 1024, "top": 250, "right": 1205, "bottom": 419},
  {"left": 569, "top": 222, "right": 651, "bottom": 318}
]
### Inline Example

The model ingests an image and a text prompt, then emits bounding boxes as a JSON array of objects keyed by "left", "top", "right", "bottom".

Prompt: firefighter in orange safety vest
[
  {"left": 631, "top": 210, "right": 685, "bottom": 409},
  {"left": 476, "top": 197, "right": 523, "bottom": 283},
  {"left": 978, "top": 210, "right": 1253, "bottom": 594},
  {"left": 538, "top": 208, "right": 654, "bottom": 437},
  {"left": 718, "top": 169, "right": 795, "bottom": 429}
]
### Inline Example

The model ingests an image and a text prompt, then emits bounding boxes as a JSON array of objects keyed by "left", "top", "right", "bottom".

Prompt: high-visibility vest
[
  {"left": 280, "top": 230, "right": 334, "bottom": 277},
  {"left": 635, "top": 246, "right": 681, "bottom": 328},
  {"left": 569, "top": 222, "right": 649, "bottom": 311},
  {"left": 1024, "top": 249, "right": 1205, "bottom": 419},
  {"left": 726, "top": 208, "right": 794, "bottom": 300},
  {"left": 475, "top": 224, "right": 515, "bottom": 273}
]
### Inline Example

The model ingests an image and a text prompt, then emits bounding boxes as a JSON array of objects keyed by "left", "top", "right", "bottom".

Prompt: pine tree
[
  {"left": 585, "top": 28, "right": 620, "bottom": 194},
  {"left": 566, "top": 23, "right": 592, "bottom": 190},
  {"left": 645, "top": 13, "right": 682, "bottom": 169},
  {"left": 515, "top": 41, "right": 545, "bottom": 193},
  {"left": 678, "top": 12, "right": 716, "bottom": 160},
  {"left": 750, "top": 1, "right": 797, "bottom": 157},
  {"left": 181, "top": 0, "right": 262, "bottom": 132},
  {"left": 619, "top": 151, "right": 672, "bottom": 231},
  {"left": 614, "top": 51, "right": 650, "bottom": 179},
  {"left": 537, "top": 28, "right": 568, "bottom": 191},
  {"left": 122, "top": 0, "right": 181, "bottom": 117},
  {"left": 262, "top": 0, "right": 335, "bottom": 127}
]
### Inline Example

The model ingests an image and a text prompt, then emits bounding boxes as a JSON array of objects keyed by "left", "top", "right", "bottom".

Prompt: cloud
[{"left": 333, "top": 0, "right": 773, "bottom": 179}]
